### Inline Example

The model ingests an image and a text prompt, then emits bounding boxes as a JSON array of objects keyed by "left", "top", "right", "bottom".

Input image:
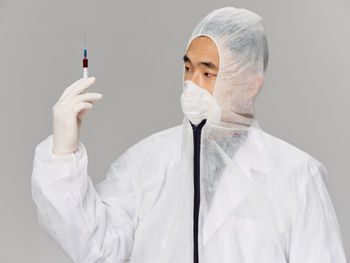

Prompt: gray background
[{"left": 0, "top": 0, "right": 349, "bottom": 262}]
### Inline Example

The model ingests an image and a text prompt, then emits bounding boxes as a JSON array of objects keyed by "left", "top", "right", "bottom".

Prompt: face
[{"left": 183, "top": 36, "right": 219, "bottom": 95}]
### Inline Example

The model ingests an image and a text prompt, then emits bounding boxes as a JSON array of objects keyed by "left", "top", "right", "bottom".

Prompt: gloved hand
[{"left": 52, "top": 77, "right": 103, "bottom": 156}]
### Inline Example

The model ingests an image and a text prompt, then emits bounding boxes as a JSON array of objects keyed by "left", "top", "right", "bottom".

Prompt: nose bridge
[{"left": 190, "top": 70, "right": 202, "bottom": 87}]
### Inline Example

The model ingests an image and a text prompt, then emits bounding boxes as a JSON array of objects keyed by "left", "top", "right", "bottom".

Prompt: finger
[
  {"left": 58, "top": 78, "right": 85, "bottom": 102},
  {"left": 72, "top": 92, "right": 103, "bottom": 105},
  {"left": 62, "top": 77, "right": 96, "bottom": 103},
  {"left": 55, "top": 93, "right": 101, "bottom": 114},
  {"left": 78, "top": 106, "right": 92, "bottom": 119},
  {"left": 72, "top": 101, "right": 93, "bottom": 118},
  {"left": 77, "top": 94, "right": 99, "bottom": 119}
]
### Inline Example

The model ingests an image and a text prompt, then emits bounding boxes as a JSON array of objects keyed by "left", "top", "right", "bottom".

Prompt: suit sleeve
[
  {"left": 31, "top": 134, "right": 143, "bottom": 263},
  {"left": 288, "top": 158, "right": 347, "bottom": 263}
]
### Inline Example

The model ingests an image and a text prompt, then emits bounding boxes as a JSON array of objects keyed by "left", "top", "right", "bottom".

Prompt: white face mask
[{"left": 180, "top": 80, "right": 221, "bottom": 125}]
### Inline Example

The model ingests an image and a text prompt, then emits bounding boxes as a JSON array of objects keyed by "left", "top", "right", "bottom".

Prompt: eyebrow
[{"left": 183, "top": 54, "right": 218, "bottom": 70}]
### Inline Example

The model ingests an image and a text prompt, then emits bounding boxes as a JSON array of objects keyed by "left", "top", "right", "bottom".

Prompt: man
[{"left": 31, "top": 6, "right": 347, "bottom": 263}]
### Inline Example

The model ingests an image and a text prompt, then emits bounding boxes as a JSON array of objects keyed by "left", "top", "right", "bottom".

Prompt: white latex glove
[{"left": 52, "top": 77, "right": 103, "bottom": 156}]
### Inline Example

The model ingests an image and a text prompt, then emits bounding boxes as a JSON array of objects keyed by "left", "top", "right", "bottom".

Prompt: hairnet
[{"left": 183, "top": 6, "right": 269, "bottom": 127}]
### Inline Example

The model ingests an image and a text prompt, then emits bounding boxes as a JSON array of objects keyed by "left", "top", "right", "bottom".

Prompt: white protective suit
[{"left": 31, "top": 6, "right": 347, "bottom": 263}]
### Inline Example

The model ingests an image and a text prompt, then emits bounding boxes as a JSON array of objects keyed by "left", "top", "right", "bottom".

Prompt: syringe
[{"left": 83, "top": 33, "right": 88, "bottom": 79}]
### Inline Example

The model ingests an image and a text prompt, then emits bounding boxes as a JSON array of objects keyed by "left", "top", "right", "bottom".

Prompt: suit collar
[{"left": 202, "top": 125, "right": 271, "bottom": 247}]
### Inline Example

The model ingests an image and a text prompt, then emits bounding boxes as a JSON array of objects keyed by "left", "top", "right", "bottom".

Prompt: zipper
[{"left": 191, "top": 119, "right": 207, "bottom": 263}]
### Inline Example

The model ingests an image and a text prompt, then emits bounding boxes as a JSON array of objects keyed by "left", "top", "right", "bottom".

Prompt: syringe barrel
[
  {"left": 83, "top": 67, "right": 88, "bottom": 79},
  {"left": 83, "top": 58, "right": 88, "bottom": 67}
]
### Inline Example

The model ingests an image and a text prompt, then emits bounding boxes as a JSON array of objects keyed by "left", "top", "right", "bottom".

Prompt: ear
[
  {"left": 257, "top": 74, "right": 264, "bottom": 88},
  {"left": 249, "top": 74, "right": 264, "bottom": 97}
]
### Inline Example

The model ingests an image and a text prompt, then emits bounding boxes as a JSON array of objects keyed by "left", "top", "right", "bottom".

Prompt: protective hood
[{"left": 182, "top": 6, "right": 268, "bottom": 128}]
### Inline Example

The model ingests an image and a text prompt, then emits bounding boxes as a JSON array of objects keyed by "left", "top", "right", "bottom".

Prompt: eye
[
  {"left": 185, "top": 66, "right": 191, "bottom": 71},
  {"left": 204, "top": 72, "right": 215, "bottom": 77}
]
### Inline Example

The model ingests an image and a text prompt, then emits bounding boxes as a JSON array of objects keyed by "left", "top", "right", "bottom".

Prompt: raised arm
[{"left": 31, "top": 134, "right": 140, "bottom": 263}]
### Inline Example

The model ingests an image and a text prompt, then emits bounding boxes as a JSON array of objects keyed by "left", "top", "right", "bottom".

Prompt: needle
[{"left": 83, "top": 33, "right": 88, "bottom": 79}]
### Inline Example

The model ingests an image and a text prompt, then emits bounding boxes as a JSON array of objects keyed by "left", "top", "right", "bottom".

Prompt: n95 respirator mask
[{"left": 180, "top": 80, "right": 221, "bottom": 125}]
